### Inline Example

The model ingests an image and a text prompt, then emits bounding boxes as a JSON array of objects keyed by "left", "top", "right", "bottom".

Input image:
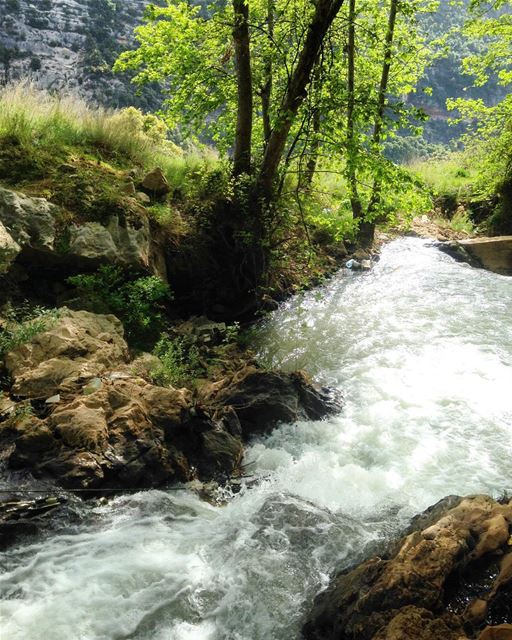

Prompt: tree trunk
[
  {"left": 261, "top": 0, "right": 274, "bottom": 148},
  {"left": 346, "top": 0, "right": 363, "bottom": 220},
  {"left": 233, "top": 0, "right": 253, "bottom": 176},
  {"left": 358, "top": 0, "right": 398, "bottom": 247},
  {"left": 301, "top": 60, "right": 322, "bottom": 190},
  {"left": 256, "top": 0, "right": 345, "bottom": 202}
]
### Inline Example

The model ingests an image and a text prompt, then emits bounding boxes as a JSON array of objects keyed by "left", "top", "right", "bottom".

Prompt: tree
[{"left": 447, "top": 0, "right": 512, "bottom": 233}]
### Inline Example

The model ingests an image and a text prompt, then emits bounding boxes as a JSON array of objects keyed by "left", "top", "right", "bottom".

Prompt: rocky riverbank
[
  {"left": 303, "top": 495, "right": 512, "bottom": 640},
  {"left": 0, "top": 308, "right": 341, "bottom": 494}
]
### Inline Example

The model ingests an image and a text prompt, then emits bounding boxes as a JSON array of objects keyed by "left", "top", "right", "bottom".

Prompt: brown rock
[
  {"left": 458, "top": 237, "right": 512, "bottom": 275},
  {"left": 141, "top": 167, "right": 171, "bottom": 196},
  {"left": 4, "top": 309, "right": 128, "bottom": 398},
  {"left": 479, "top": 625, "right": 512, "bottom": 640},
  {"left": 303, "top": 495, "right": 512, "bottom": 640}
]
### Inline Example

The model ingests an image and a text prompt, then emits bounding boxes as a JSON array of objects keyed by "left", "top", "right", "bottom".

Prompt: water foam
[{"left": 1, "top": 238, "right": 512, "bottom": 639}]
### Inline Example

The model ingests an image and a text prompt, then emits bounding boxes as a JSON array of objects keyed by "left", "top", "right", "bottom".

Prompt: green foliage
[
  {"left": 67, "top": 265, "right": 172, "bottom": 343},
  {"left": 0, "top": 303, "right": 59, "bottom": 356},
  {"left": 150, "top": 335, "right": 203, "bottom": 386},
  {"left": 0, "top": 83, "right": 181, "bottom": 174}
]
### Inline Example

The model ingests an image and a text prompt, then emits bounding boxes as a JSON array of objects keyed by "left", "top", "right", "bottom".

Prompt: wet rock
[
  {"left": 215, "top": 369, "right": 343, "bottom": 438},
  {"left": 303, "top": 495, "right": 512, "bottom": 640},
  {"left": 0, "top": 495, "right": 68, "bottom": 550},
  {"left": 4, "top": 375, "right": 241, "bottom": 490},
  {"left": 141, "top": 167, "right": 171, "bottom": 196}
]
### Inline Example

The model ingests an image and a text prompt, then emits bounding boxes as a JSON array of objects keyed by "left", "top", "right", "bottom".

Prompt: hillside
[{"left": 0, "top": 0, "right": 161, "bottom": 109}]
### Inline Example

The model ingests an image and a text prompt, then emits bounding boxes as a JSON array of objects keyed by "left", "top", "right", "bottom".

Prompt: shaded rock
[
  {"left": 215, "top": 369, "right": 343, "bottom": 438},
  {"left": 303, "top": 495, "right": 512, "bottom": 640},
  {"left": 0, "top": 495, "right": 68, "bottom": 550},
  {"left": 4, "top": 308, "right": 128, "bottom": 398},
  {"left": 5, "top": 375, "right": 241, "bottom": 489},
  {"left": 479, "top": 625, "right": 512, "bottom": 640},
  {"left": 141, "top": 167, "right": 171, "bottom": 196},
  {"left": 136, "top": 191, "right": 151, "bottom": 204}
]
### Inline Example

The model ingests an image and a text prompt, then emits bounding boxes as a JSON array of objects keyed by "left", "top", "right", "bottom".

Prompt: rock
[
  {"left": 0, "top": 186, "right": 167, "bottom": 279},
  {"left": 0, "top": 221, "right": 21, "bottom": 274},
  {"left": 458, "top": 237, "right": 512, "bottom": 276},
  {"left": 121, "top": 180, "right": 136, "bottom": 196},
  {"left": 0, "top": 186, "right": 57, "bottom": 254},
  {"left": 0, "top": 496, "right": 68, "bottom": 550},
  {"left": 345, "top": 259, "right": 361, "bottom": 270},
  {"left": 141, "top": 167, "right": 171, "bottom": 196},
  {"left": 361, "top": 259, "right": 372, "bottom": 270},
  {"left": 4, "top": 308, "right": 128, "bottom": 398},
  {"left": 479, "top": 625, "right": 512, "bottom": 640},
  {"left": 67, "top": 213, "right": 156, "bottom": 273},
  {"left": 214, "top": 369, "right": 343, "bottom": 438},
  {"left": 303, "top": 495, "right": 512, "bottom": 640},
  {"left": 5, "top": 374, "right": 242, "bottom": 489},
  {"left": 136, "top": 191, "right": 151, "bottom": 205},
  {"left": 176, "top": 316, "right": 227, "bottom": 344}
]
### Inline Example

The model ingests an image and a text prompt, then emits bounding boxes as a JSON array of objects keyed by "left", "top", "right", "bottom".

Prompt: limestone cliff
[{"left": 0, "top": 0, "right": 161, "bottom": 109}]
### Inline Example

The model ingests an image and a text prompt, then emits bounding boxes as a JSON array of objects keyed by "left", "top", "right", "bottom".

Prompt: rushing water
[{"left": 1, "top": 237, "right": 512, "bottom": 640}]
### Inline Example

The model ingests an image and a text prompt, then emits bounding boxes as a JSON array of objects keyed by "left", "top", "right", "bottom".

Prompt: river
[{"left": 1, "top": 237, "right": 512, "bottom": 639}]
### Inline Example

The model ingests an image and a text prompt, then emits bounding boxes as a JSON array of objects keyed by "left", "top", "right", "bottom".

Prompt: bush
[
  {"left": 0, "top": 303, "right": 59, "bottom": 356},
  {"left": 150, "top": 335, "right": 203, "bottom": 386},
  {"left": 67, "top": 265, "right": 172, "bottom": 343}
]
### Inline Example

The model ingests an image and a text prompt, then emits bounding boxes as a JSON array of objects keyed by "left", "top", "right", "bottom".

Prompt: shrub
[
  {"left": 67, "top": 265, "right": 172, "bottom": 343},
  {"left": 150, "top": 335, "right": 203, "bottom": 386},
  {"left": 0, "top": 303, "right": 59, "bottom": 356}
]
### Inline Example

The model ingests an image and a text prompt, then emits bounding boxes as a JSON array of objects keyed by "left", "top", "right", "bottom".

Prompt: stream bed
[{"left": 1, "top": 237, "right": 512, "bottom": 640}]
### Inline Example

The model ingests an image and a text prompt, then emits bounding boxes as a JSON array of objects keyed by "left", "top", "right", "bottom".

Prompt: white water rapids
[{"left": 1, "top": 237, "right": 512, "bottom": 639}]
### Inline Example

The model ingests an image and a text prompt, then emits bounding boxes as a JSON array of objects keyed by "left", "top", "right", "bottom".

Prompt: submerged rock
[
  {"left": 302, "top": 495, "right": 512, "bottom": 640},
  {"left": 0, "top": 495, "right": 68, "bottom": 550}
]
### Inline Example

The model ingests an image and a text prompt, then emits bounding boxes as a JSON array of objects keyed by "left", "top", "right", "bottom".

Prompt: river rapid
[{"left": 1, "top": 237, "right": 512, "bottom": 640}]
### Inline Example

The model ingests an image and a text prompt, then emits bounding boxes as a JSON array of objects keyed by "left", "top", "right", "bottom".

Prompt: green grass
[
  {"left": 0, "top": 82, "right": 217, "bottom": 195},
  {"left": 407, "top": 152, "right": 477, "bottom": 200}
]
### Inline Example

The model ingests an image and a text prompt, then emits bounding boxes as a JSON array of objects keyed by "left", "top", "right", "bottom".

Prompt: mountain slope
[{"left": 0, "top": 0, "right": 161, "bottom": 109}]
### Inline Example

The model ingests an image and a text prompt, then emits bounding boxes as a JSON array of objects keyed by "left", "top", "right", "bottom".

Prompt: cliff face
[{"left": 0, "top": 0, "right": 161, "bottom": 109}]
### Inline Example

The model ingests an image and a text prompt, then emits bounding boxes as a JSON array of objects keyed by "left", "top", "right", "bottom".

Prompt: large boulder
[
  {"left": 3, "top": 374, "right": 243, "bottom": 490},
  {"left": 209, "top": 368, "right": 343, "bottom": 438},
  {"left": 436, "top": 237, "right": 512, "bottom": 275},
  {"left": 458, "top": 237, "right": 512, "bottom": 275},
  {"left": 0, "top": 186, "right": 166, "bottom": 277},
  {"left": 303, "top": 495, "right": 512, "bottom": 640},
  {"left": 4, "top": 308, "right": 129, "bottom": 398}
]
